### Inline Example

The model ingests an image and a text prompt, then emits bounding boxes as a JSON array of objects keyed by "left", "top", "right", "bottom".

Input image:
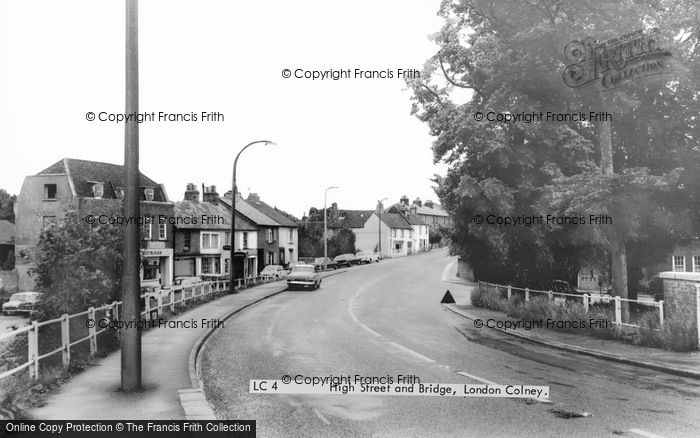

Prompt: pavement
[
  {"left": 199, "top": 250, "right": 700, "bottom": 437},
  {"left": 27, "top": 279, "right": 295, "bottom": 420},
  {"left": 441, "top": 259, "right": 700, "bottom": 380}
]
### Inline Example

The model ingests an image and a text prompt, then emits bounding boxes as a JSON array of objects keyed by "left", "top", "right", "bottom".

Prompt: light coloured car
[
  {"left": 287, "top": 265, "right": 322, "bottom": 290},
  {"left": 260, "top": 265, "right": 288, "bottom": 280},
  {"left": 2, "top": 292, "right": 43, "bottom": 315},
  {"left": 356, "top": 251, "right": 381, "bottom": 264},
  {"left": 173, "top": 276, "right": 201, "bottom": 287}
]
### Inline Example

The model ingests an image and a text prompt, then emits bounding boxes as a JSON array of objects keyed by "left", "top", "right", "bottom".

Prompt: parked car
[
  {"left": 260, "top": 265, "right": 288, "bottom": 280},
  {"left": 287, "top": 265, "right": 322, "bottom": 290},
  {"left": 333, "top": 253, "right": 360, "bottom": 268},
  {"left": 313, "top": 257, "right": 338, "bottom": 271},
  {"left": 2, "top": 292, "right": 43, "bottom": 315},
  {"left": 356, "top": 251, "right": 380, "bottom": 264},
  {"left": 173, "top": 276, "right": 201, "bottom": 287}
]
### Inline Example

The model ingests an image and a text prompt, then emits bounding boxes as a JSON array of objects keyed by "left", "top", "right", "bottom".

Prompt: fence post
[
  {"left": 583, "top": 294, "right": 589, "bottom": 313},
  {"left": 157, "top": 292, "right": 163, "bottom": 313},
  {"left": 614, "top": 296, "right": 621, "bottom": 327},
  {"left": 170, "top": 289, "right": 175, "bottom": 312},
  {"left": 144, "top": 293, "right": 151, "bottom": 315},
  {"left": 87, "top": 307, "right": 97, "bottom": 355},
  {"left": 658, "top": 300, "right": 664, "bottom": 329},
  {"left": 548, "top": 290, "right": 553, "bottom": 302},
  {"left": 28, "top": 321, "right": 39, "bottom": 380},
  {"left": 112, "top": 301, "right": 120, "bottom": 341},
  {"left": 525, "top": 288, "right": 530, "bottom": 302},
  {"left": 61, "top": 314, "right": 70, "bottom": 369},
  {"left": 507, "top": 286, "right": 512, "bottom": 300}
]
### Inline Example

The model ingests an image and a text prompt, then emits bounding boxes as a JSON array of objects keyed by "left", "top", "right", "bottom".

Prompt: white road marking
[
  {"left": 389, "top": 342, "right": 436, "bottom": 363},
  {"left": 629, "top": 429, "right": 666, "bottom": 438},
  {"left": 347, "top": 291, "right": 383, "bottom": 338},
  {"left": 441, "top": 259, "right": 457, "bottom": 282},
  {"left": 456, "top": 371, "right": 498, "bottom": 386},
  {"left": 314, "top": 408, "right": 331, "bottom": 425}
]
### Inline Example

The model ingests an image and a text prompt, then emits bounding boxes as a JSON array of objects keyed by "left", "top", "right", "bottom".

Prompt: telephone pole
[{"left": 121, "top": 0, "right": 141, "bottom": 391}]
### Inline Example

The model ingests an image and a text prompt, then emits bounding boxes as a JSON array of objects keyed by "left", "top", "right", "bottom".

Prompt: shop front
[{"left": 140, "top": 247, "right": 173, "bottom": 288}]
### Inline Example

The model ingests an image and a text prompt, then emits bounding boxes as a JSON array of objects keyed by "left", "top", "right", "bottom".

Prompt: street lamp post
[
  {"left": 229, "top": 140, "right": 275, "bottom": 293},
  {"left": 323, "top": 186, "right": 339, "bottom": 270},
  {"left": 377, "top": 198, "right": 387, "bottom": 259}
]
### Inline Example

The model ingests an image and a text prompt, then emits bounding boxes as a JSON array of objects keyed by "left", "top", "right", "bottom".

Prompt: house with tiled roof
[
  {"left": 15, "top": 158, "right": 174, "bottom": 291},
  {"left": 354, "top": 209, "right": 429, "bottom": 258},
  {"left": 218, "top": 192, "right": 299, "bottom": 272},
  {"left": 172, "top": 183, "right": 261, "bottom": 280}
]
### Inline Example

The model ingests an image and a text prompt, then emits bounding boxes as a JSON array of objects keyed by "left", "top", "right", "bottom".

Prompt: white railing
[
  {"left": 0, "top": 275, "right": 282, "bottom": 383},
  {"left": 477, "top": 281, "right": 664, "bottom": 329}
]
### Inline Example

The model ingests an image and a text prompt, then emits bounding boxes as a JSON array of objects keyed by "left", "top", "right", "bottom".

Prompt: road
[{"left": 200, "top": 250, "right": 700, "bottom": 437}]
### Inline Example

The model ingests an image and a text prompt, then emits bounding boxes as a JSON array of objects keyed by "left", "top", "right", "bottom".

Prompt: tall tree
[
  {"left": 0, "top": 189, "right": 16, "bottom": 223},
  {"left": 411, "top": 0, "right": 700, "bottom": 318}
]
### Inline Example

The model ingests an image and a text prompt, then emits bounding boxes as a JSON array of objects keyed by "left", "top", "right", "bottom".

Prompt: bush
[
  {"left": 470, "top": 285, "right": 484, "bottom": 307},
  {"left": 661, "top": 316, "right": 699, "bottom": 352},
  {"left": 634, "top": 311, "right": 664, "bottom": 348}
]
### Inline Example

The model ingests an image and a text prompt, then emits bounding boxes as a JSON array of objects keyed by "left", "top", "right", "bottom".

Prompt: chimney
[
  {"left": 223, "top": 190, "right": 233, "bottom": 199},
  {"left": 413, "top": 197, "right": 422, "bottom": 207},
  {"left": 202, "top": 185, "right": 219, "bottom": 203},
  {"left": 400, "top": 195, "right": 409, "bottom": 206},
  {"left": 184, "top": 183, "right": 199, "bottom": 202},
  {"left": 410, "top": 205, "right": 417, "bottom": 216},
  {"left": 425, "top": 200, "right": 434, "bottom": 208},
  {"left": 247, "top": 192, "right": 260, "bottom": 203}
]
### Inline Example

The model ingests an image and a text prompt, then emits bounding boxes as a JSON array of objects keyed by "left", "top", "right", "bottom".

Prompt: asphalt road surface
[{"left": 201, "top": 250, "right": 700, "bottom": 437}]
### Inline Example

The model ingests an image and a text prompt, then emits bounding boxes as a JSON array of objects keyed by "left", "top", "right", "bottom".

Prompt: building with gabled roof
[
  {"left": 218, "top": 192, "right": 299, "bottom": 271},
  {"left": 15, "top": 158, "right": 174, "bottom": 291}
]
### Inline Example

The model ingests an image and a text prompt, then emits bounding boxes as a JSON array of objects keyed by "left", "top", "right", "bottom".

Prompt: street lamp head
[{"left": 326, "top": 185, "right": 339, "bottom": 191}]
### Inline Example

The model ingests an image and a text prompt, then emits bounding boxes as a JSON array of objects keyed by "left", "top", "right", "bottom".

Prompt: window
[
  {"left": 142, "top": 217, "right": 152, "bottom": 240},
  {"left": 267, "top": 252, "right": 274, "bottom": 265},
  {"left": 183, "top": 231, "right": 191, "bottom": 250},
  {"left": 672, "top": 255, "right": 685, "bottom": 272},
  {"left": 392, "top": 229, "right": 397, "bottom": 238},
  {"left": 116, "top": 188, "right": 124, "bottom": 199},
  {"left": 289, "top": 229, "right": 293, "bottom": 242},
  {"left": 42, "top": 216, "right": 57, "bottom": 230},
  {"left": 144, "top": 188, "right": 154, "bottom": 201},
  {"left": 201, "top": 257, "right": 211, "bottom": 274},
  {"left": 400, "top": 229, "right": 405, "bottom": 238},
  {"left": 202, "top": 232, "right": 219, "bottom": 249},
  {"left": 44, "top": 184, "right": 57, "bottom": 200},
  {"left": 93, "top": 183, "right": 104, "bottom": 198},
  {"left": 225, "top": 232, "right": 230, "bottom": 245},
  {"left": 242, "top": 232, "right": 248, "bottom": 249},
  {"left": 158, "top": 223, "right": 166, "bottom": 240},
  {"left": 410, "top": 230, "right": 414, "bottom": 238},
  {"left": 142, "top": 260, "right": 158, "bottom": 280},
  {"left": 267, "top": 228, "right": 274, "bottom": 243},
  {"left": 694, "top": 256, "right": 700, "bottom": 273},
  {"left": 224, "top": 258, "right": 229, "bottom": 273}
]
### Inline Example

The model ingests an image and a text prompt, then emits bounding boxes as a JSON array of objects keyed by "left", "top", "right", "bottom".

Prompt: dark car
[
  {"left": 287, "top": 265, "right": 322, "bottom": 290},
  {"left": 313, "top": 257, "right": 338, "bottom": 271},
  {"left": 333, "top": 253, "right": 359, "bottom": 268}
]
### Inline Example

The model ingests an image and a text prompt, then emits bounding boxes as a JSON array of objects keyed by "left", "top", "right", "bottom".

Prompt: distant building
[
  {"left": 14, "top": 158, "right": 174, "bottom": 291},
  {"left": 393, "top": 196, "right": 449, "bottom": 230},
  {"left": 354, "top": 210, "right": 429, "bottom": 258}
]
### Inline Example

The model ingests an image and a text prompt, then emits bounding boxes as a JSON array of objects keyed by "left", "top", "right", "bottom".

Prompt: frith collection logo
[{"left": 563, "top": 27, "right": 673, "bottom": 90}]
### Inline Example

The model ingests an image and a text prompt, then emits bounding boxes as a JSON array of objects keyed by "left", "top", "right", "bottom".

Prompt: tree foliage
[
  {"left": 31, "top": 203, "right": 128, "bottom": 319},
  {"left": 412, "top": 0, "right": 700, "bottom": 288},
  {"left": 0, "top": 189, "right": 16, "bottom": 223}
]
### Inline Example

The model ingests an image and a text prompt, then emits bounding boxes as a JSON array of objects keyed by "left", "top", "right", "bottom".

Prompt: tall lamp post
[
  {"left": 229, "top": 140, "right": 275, "bottom": 293},
  {"left": 323, "top": 186, "right": 339, "bottom": 270},
  {"left": 121, "top": 0, "right": 141, "bottom": 392},
  {"left": 377, "top": 198, "right": 387, "bottom": 258}
]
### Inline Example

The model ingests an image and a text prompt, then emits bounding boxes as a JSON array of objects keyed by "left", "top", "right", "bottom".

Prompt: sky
[{"left": 0, "top": 0, "right": 447, "bottom": 218}]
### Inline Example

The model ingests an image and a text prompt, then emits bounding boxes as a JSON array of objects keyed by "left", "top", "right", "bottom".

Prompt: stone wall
[{"left": 659, "top": 271, "right": 700, "bottom": 348}]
